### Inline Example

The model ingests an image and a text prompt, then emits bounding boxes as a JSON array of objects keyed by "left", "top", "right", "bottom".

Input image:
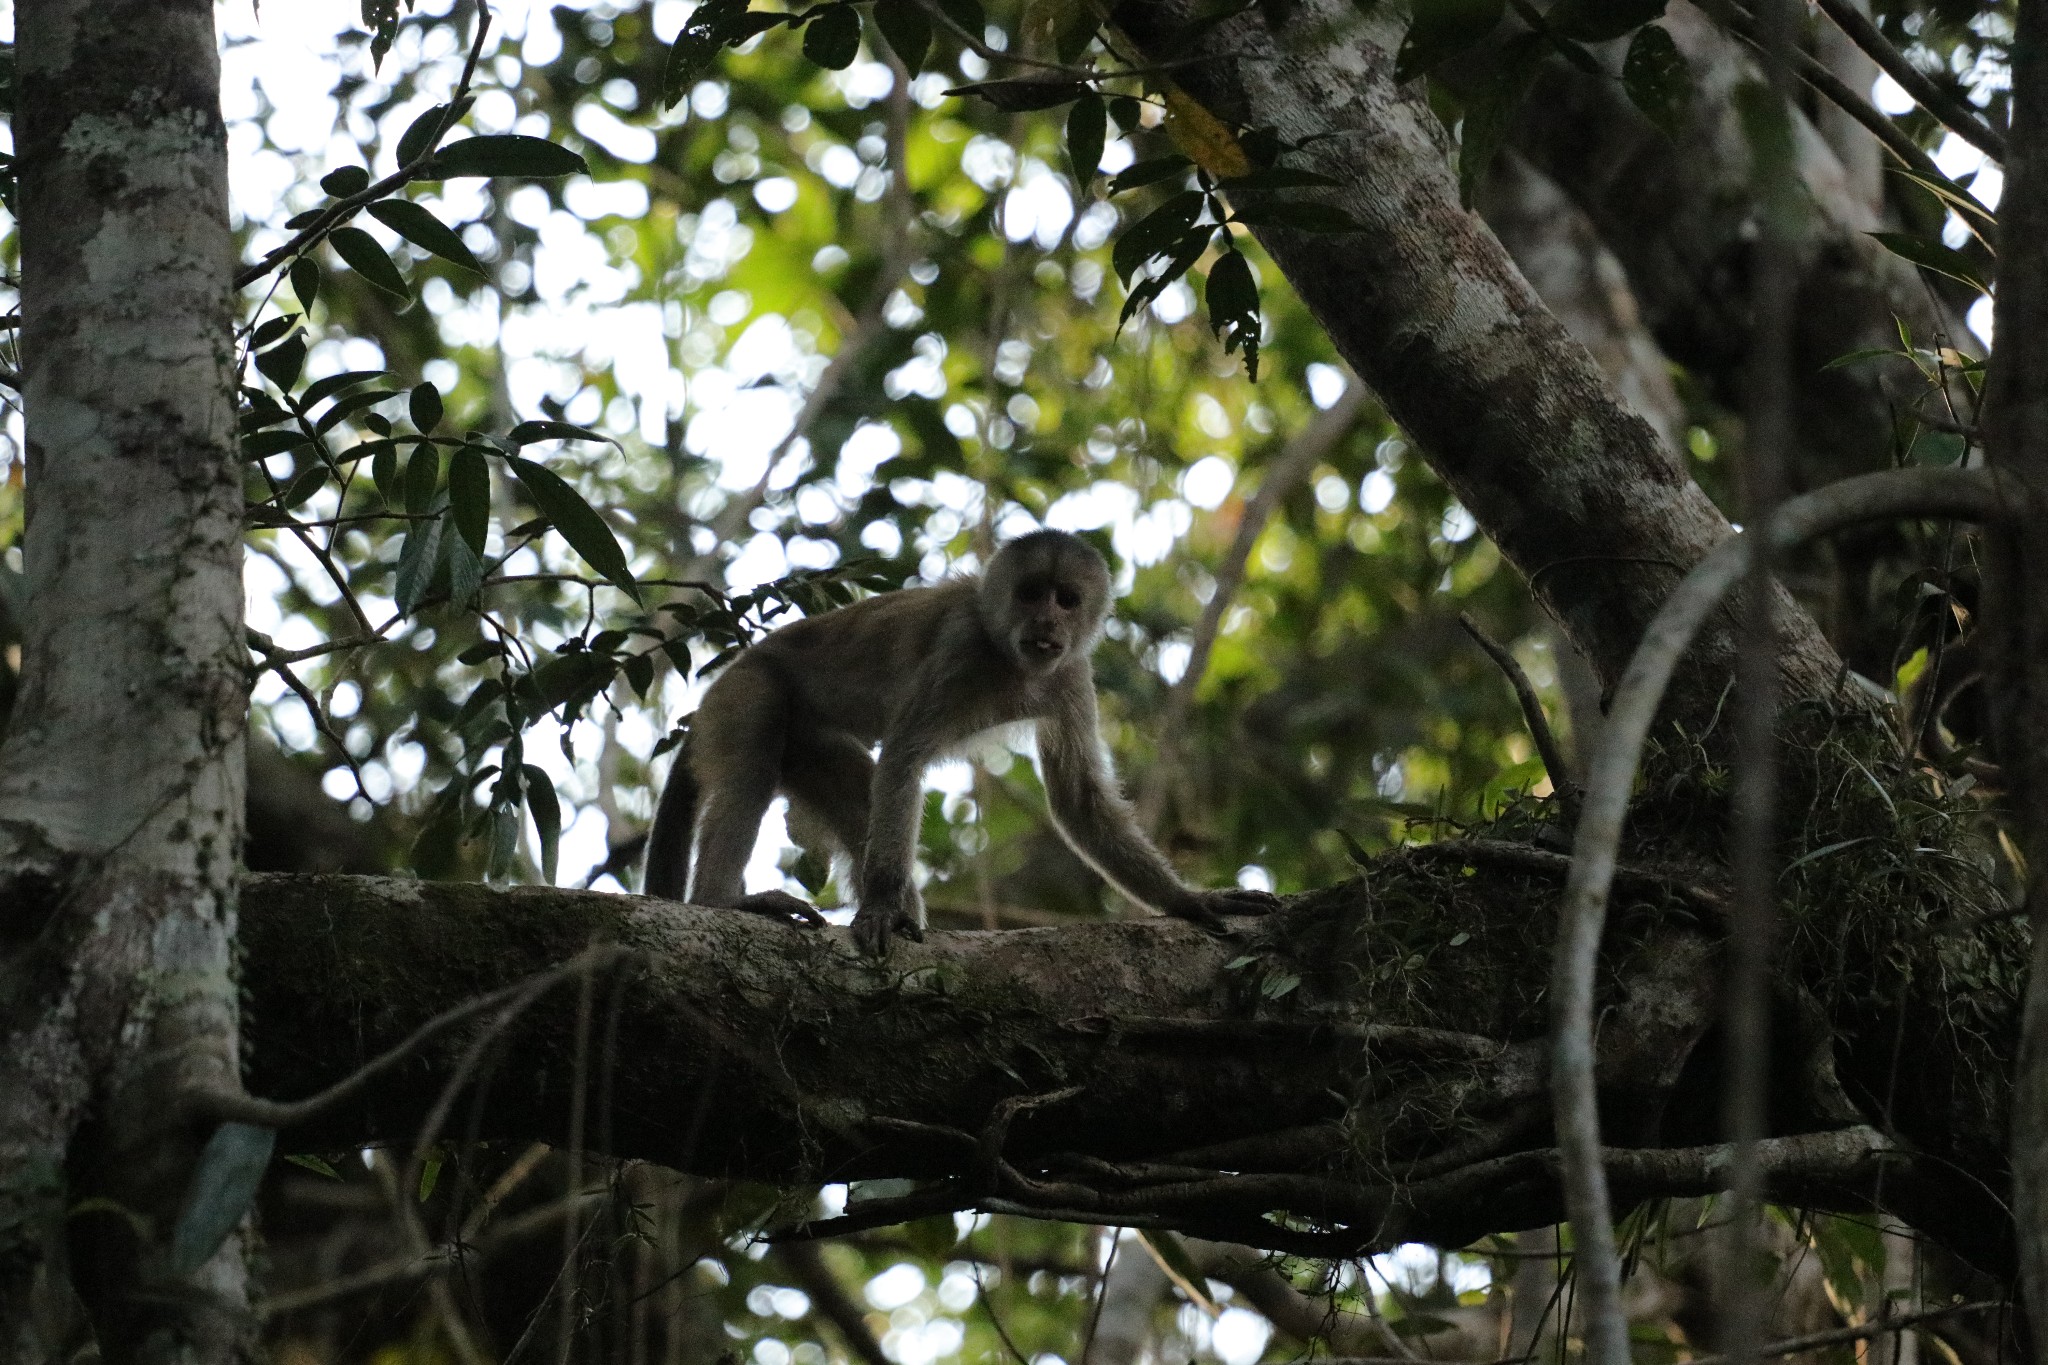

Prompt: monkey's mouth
[{"left": 1022, "top": 637, "right": 1065, "bottom": 659}]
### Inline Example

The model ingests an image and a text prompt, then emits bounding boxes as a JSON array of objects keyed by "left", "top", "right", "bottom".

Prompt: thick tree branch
[
  {"left": 234, "top": 871, "right": 2015, "bottom": 1271},
  {"left": 1111, "top": 0, "right": 1844, "bottom": 724}
]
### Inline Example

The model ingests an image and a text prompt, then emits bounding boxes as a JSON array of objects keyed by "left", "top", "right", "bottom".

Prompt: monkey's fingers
[{"left": 734, "top": 890, "right": 828, "bottom": 928}]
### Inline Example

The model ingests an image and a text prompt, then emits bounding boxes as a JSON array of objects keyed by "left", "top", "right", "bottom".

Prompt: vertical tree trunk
[
  {"left": 1989, "top": 0, "right": 2048, "bottom": 1352},
  {"left": 0, "top": 1, "right": 245, "bottom": 1360}
]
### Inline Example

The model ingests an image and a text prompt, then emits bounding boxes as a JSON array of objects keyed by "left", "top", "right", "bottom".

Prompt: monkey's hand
[
  {"left": 733, "top": 890, "right": 829, "bottom": 928},
  {"left": 1167, "top": 887, "right": 1283, "bottom": 933},
  {"left": 851, "top": 880, "right": 926, "bottom": 956}
]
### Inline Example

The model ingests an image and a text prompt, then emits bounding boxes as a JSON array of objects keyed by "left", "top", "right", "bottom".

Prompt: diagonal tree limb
[{"left": 1809, "top": 0, "right": 2007, "bottom": 161}]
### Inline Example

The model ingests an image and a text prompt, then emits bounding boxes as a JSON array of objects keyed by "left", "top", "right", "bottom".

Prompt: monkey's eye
[
  {"left": 1055, "top": 588, "right": 1081, "bottom": 609},
  {"left": 1016, "top": 584, "right": 1047, "bottom": 605}
]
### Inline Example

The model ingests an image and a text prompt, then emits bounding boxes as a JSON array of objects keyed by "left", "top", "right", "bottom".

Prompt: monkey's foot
[
  {"left": 734, "top": 890, "right": 828, "bottom": 928},
  {"left": 850, "top": 899, "right": 925, "bottom": 956}
]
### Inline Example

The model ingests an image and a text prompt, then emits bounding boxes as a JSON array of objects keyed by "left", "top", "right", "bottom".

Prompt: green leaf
[
  {"left": 394, "top": 510, "right": 446, "bottom": 613},
  {"left": 1622, "top": 23, "right": 1691, "bottom": 136},
  {"left": 416, "top": 1155, "right": 443, "bottom": 1202},
  {"left": 509, "top": 456, "right": 640, "bottom": 598},
  {"left": 410, "top": 380, "right": 445, "bottom": 433},
  {"left": 1109, "top": 94, "right": 1144, "bottom": 134},
  {"left": 423, "top": 135, "right": 589, "bottom": 180},
  {"left": 373, "top": 442, "right": 401, "bottom": 505},
  {"left": 1545, "top": 0, "right": 1665, "bottom": 43},
  {"left": 1821, "top": 344, "right": 1906, "bottom": 371},
  {"left": 368, "top": 199, "right": 486, "bottom": 275},
  {"left": 871, "top": 0, "right": 932, "bottom": 69},
  {"left": 1067, "top": 93, "right": 1107, "bottom": 186},
  {"left": 441, "top": 516, "right": 486, "bottom": 606},
  {"left": 405, "top": 441, "right": 442, "bottom": 515},
  {"left": 300, "top": 369, "right": 389, "bottom": 412},
  {"left": 803, "top": 4, "right": 863, "bottom": 69},
  {"left": 945, "top": 78, "right": 1088, "bottom": 112},
  {"left": 251, "top": 314, "right": 298, "bottom": 350},
  {"left": 281, "top": 464, "right": 328, "bottom": 509},
  {"left": 1118, "top": 227, "right": 1212, "bottom": 332},
  {"left": 256, "top": 336, "right": 307, "bottom": 391},
  {"left": 282, "top": 1154, "right": 342, "bottom": 1180},
  {"left": 170, "top": 1123, "right": 276, "bottom": 1276},
  {"left": 243, "top": 430, "right": 315, "bottom": 460},
  {"left": 449, "top": 445, "right": 490, "bottom": 553},
  {"left": 1909, "top": 428, "right": 1967, "bottom": 466},
  {"left": 523, "top": 764, "right": 563, "bottom": 884},
  {"left": 320, "top": 165, "right": 371, "bottom": 198},
  {"left": 488, "top": 805, "right": 521, "bottom": 879},
  {"left": 507, "top": 418, "right": 613, "bottom": 447},
  {"left": 1870, "top": 231, "right": 1991, "bottom": 292},
  {"left": 1396, "top": 0, "right": 1505, "bottom": 83},
  {"left": 529, "top": 650, "right": 618, "bottom": 713},
  {"left": 1107, "top": 154, "right": 1193, "bottom": 195},
  {"left": 663, "top": 0, "right": 783, "bottom": 107},
  {"left": 396, "top": 95, "right": 474, "bottom": 165},
  {"left": 1205, "top": 249, "right": 1261, "bottom": 379},
  {"left": 1458, "top": 32, "right": 1545, "bottom": 206},
  {"left": 1112, "top": 188, "right": 1205, "bottom": 283},
  {"left": 315, "top": 388, "right": 404, "bottom": 435},
  {"left": 328, "top": 225, "right": 411, "bottom": 300},
  {"left": 623, "top": 651, "right": 656, "bottom": 698}
]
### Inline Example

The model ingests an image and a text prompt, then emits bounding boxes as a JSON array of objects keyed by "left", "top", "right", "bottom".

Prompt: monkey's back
[{"left": 698, "top": 578, "right": 990, "bottom": 744}]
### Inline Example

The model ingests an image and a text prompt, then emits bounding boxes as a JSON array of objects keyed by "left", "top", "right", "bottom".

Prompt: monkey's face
[
  {"left": 1005, "top": 575, "right": 1097, "bottom": 671},
  {"left": 982, "top": 531, "right": 1110, "bottom": 674}
]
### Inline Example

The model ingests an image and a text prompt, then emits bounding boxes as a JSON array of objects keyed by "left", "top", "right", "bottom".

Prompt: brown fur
[{"left": 644, "top": 530, "right": 1275, "bottom": 953}]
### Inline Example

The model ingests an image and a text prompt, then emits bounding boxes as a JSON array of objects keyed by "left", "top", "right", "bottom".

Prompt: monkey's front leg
[{"left": 851, "top": 739, "right": 933, "bottom": 955}]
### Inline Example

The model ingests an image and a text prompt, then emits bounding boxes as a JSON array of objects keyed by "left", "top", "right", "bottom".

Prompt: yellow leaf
[{"left": 1164, "top": 87, "right": 1251, "bottom": 179}]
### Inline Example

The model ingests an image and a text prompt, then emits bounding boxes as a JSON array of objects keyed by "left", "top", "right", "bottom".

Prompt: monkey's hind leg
[{"left": 781, "top": 726, "right": 876, "bottom": 905}]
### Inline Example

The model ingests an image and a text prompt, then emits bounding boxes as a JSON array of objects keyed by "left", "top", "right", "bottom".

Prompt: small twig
[
  {"left": 247, "top": 631, "right": 375, "bottom": 801},
  {"left": 1458, "top": 613, "right": 1579, "bottom": 802},
  {"left": 1810, "top": 0, "right": 2005, "bottom": 161},
  {"left": 188, "top": 945, "right": 633, "bottom": 1128},
  {"left": 970, "top": 1262, "right": 1035, "bottom": 1365}
]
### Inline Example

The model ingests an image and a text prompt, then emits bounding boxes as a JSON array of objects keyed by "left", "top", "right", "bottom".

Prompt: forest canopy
[{"left": 0, "top": 0, "right": 2040, "bottom": 1361}]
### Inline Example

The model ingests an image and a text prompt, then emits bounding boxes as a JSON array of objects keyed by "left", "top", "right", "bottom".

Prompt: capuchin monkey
[{"left": 645, "top": 529, "right": 1278, "bottom": 954}]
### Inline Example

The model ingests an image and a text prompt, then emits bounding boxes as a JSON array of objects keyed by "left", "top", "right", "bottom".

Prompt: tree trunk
[
  {"left": 0, "top": 1, "right": 245, "bottom": 1360},
  {"left": 1984, "top": 0, "right": 2048, "bottom": 1349},
  {"left": 1110, "top": 0, "right": 1847, "bottom": 725}
]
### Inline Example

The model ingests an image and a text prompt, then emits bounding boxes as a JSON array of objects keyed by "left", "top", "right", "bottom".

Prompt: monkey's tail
[{"left": 643, "top": 737, "right": 698, "bottom": 900}]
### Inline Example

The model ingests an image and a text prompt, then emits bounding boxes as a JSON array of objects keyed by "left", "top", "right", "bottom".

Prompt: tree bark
[
  {"left": 1512, "top": 5, "right": 1965, "bottom": 493},
  {"left": 234, "top": 872, "right": 2018, "bottom": 1276},
  {"left": 0, "top": 1, "right": 245, "bottom": 1359},
  {"left": 1110, "top": 0, "right": 1847, "bottom": 725},
  {"left": 1983, "top": 0, "right": 2048, "bottom": 1349}
]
